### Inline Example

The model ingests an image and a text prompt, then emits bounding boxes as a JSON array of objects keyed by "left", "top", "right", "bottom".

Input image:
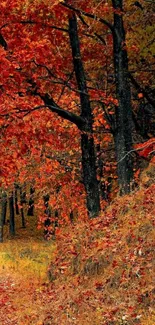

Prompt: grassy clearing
[{"left": 0, "top": 214, "right": 55, "bottom": 283}]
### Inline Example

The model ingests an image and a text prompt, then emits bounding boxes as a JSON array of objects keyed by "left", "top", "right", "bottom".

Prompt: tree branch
[
  {"left": 117, "top": 139, "right": 155, "bottom": 164},
  {"left": 62, "top": 2, "right": 114, "bottom": 32},
  {"left": 40, "top": 93, "right": 85, "bottom": 130},
  {"left": 18, "top": 20, "right": 68, "bottom": 32},
  {"left": 128, "top": 72, "right": 155, "bottom": 108},
  {"left": 32, "top": 61, "right": 89, "bottom": 96},
  {"left": 77, "top": 14, "right": 106, "bottom": 45},
  {"left": 99, "top": 101, "right": 116, "bottom": 132},
  {"left": 0, "top": 33, "right": 7, "bottom": 50}
]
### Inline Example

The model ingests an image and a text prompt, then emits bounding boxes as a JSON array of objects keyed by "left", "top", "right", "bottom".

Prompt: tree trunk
[
  {"left": 9, "top": 192, "right": 15, "bottom": 236},
  {"left": 0, "top": 219, "right": 3, "bottom": 242},
  {"left": 21, "top": 207, "right": 25, "bottom": 228},
  {"left": 112, "top": 0, "right": 134, "bottom": 194},
  {"left": 68, "top": 13, "right": 100, "bottom": 217},
  {"left": 43, "top": 194, "right": 53, "bottom": 239},
  {"left": 81, "top": 133, "right": 101, "bottom": 216},
  {"left": 1, "top": 190, "right": 7, "bottom": 225},
  {"left": 0, "top": 190, "right": 7, "bottom": 243},
  {"left": 20, "top": 187, "right": 26, "bottom": 228},
  {"left": 14, "top": 184, "right": 19, "bottom": 215},
  {"left": 27, "top": 187, "right": 35, "bottom": 216},
  {"left": 15, "top": 184, "right": 19, "bottom": 215},
  {"left": 0, "top": 196, "right": 3, "bottom": 242}
]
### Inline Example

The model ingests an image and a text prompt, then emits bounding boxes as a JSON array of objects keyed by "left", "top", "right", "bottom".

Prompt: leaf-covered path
[
  {"left": 0, "top": 273, "right": 49, "bottom": 325},
  {"left": 0, "top": 216, "right": 55, "bottom": 325}
]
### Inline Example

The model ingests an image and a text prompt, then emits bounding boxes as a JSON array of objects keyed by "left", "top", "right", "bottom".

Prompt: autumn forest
[{"left": 0, "top": 0, "right": 155, "bottom": 324}]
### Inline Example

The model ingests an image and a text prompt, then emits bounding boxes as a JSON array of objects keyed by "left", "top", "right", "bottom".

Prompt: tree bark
[
  {"left": 14, "top": 184, "right": 19, "bottom": 215},
  {"left": 20, "top": 187, "right": 26, "bottom": 228},
  {"left": 43, "top": 194, "right": 53, "bottom": 239},
  {"left": 0, "top": 190, "right": 7, "bottom": 242},
  {"left": 21, "top": 206, "right": 26, "bottom": 228},
  {"left": 1, "top": 190, "right": 7, "bottom": 225},
  {"left": 0, "top": 196, "right": 4, "bottom": 242},
  {"left": 9, "top": 192, "right": 15, "bottom": 236},
  {"left": 27, "top": 187, "right": 35, "bottom": 216},
  {"left": 68, "top": 13, "right": 100, "bottom": 217},
  {"left": 0, "top": 219, "right": 3, "bottom": 242},
  {"left": 112, "top": 0, "right": 134, "bottom": 194}
]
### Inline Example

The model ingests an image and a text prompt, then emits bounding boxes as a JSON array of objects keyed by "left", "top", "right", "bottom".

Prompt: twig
[{"left": 117, "top": 140, "right": 155, "bottom": 163}]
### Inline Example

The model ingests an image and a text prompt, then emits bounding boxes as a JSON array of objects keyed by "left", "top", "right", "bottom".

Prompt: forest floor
[
  {"left": 0, "top": 215, "right": 56, "bottom": 325},
  {"left": 0, "top": 163, "right": 155, "bottom": 325}
]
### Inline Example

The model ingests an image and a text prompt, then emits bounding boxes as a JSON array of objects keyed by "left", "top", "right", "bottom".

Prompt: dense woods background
[{"left": 0, "top": 1, "right": 155, "bottom": 324}]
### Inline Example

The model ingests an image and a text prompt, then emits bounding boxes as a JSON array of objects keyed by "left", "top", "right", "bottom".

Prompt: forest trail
[{"left": 0, "top": 215, "right": 55, "bottom": 325}]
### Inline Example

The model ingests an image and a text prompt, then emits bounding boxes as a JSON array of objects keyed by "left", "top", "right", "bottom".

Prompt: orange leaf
[{"left": 138, "top": 93, "right": 143, "bottom": 99}]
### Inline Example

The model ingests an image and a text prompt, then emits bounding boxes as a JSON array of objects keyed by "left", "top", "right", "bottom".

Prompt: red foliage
[{"left": 134, "top": 138, "right": 155, "bottom": 160}]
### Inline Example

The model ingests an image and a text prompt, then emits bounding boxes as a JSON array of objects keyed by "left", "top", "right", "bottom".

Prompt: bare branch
[
  {"left": 61, "top": 2, "right": 114, "bottom": 32},
  {"left": 77, "top": 14, "right": 106, "bottom": 45},
  {"left": 57, "top": 69, "right": 74, "bottom": 102},
  {"left": 117, "top": 140, "right": 155, "bottom": 164},
  {"left": 128, "top": 72, "right": 155, "bottom": 108}
]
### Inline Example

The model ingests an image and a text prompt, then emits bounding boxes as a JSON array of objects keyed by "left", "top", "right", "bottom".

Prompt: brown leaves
[{"left": 46, "top": 177, "right": 154, "bottom": 324}]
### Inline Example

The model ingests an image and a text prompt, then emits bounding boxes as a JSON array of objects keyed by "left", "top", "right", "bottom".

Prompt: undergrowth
[{"left": 44, "top": 163, "right": 155, "bottom": 325}]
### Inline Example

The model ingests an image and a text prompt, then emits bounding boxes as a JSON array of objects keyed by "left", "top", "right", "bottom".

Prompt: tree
[
  {"left": 0, "top": 190, "right": 7, "bottom": 242},
  {"left": 0, "top": 0, "right": 154, "bottom": 223},
  {"left": 38, "top": 13, "right": 101, "bottom": 217},
  {"left": 62, "top": 0, "right": 154, "bottom": 193},
  {"left": 9, "top": 191, "right": 15, "bottom": 236},
  {"left": 68, "top": 13, "right": 100, "bottom": 216},
  {"left": 112, "top": 0, "right": 134, "bottom": 194},
  {"left": 0, "top": 0, "right": 101, "bottom": 218}
]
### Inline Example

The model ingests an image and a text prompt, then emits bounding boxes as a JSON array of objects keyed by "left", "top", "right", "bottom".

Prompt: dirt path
[{"left": 0, "top": 272, "right": 49, "bottom": 325}]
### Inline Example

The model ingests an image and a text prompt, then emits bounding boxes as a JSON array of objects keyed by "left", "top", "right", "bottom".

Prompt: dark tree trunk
[
  {"left": 27, "top": 202, "right": 34, "bottom": 216},
  {"left": 9, "top": 192, "right": 15, "bottom": 236},
  {"left": 68, "top": 14, "right": 100, "bottom": 217},
  {"left": 0, "top": 196, "right": 3, "bottom": 242},
  {"left": 21, "top": 206, "right": 26, "bottom": 228},
  {"left": 19, "top": 187, "right": 26, "bottom": 228},
  {"left": 54, "top": 210, "right": 59, "bottom": 228},
  {"left": 0, "top": 191, "right": 7, "bottom": 242},
  {"left": 43, "top": 194, "right": 53, "bottom": 239},
  {"left": 0, "top": 217, "right": 3, "bottom": 242},
  {"left": 27, "top": 187, "right": 35, "bottom": 216},
  {"left": 112, "top": 0, "right": 134, "bottom": 194},
  {"left": 14, "top": 184, "right": 19, "bottom": 215},
  {"left": 70, "top": 210, "right": 74, "bottom": 223},
  {"left": 1, "top": 191, "right": 7, "bottom": 225}
]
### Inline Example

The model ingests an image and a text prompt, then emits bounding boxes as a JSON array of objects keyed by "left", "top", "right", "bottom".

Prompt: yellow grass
[
  {"left": 0, "top": 213, "right": 56, "bottom": 325},
  {"left": 0, "top": 214, "right": 55, "bottom": 282}
]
